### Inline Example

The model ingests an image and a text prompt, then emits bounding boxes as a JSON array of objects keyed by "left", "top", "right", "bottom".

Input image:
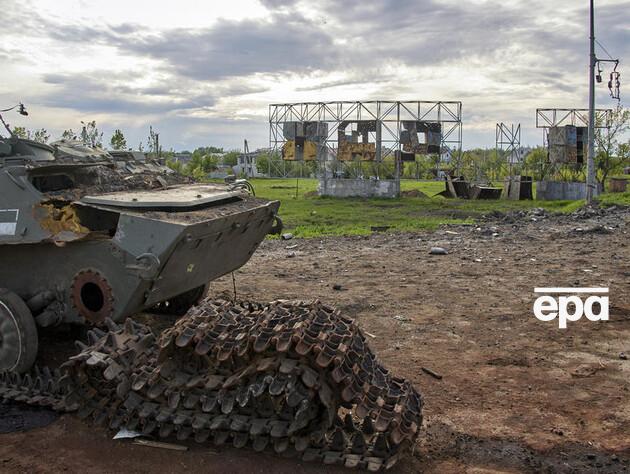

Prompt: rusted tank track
[{"left": 0, "top": 299, "right": 422, "bottom": 470}]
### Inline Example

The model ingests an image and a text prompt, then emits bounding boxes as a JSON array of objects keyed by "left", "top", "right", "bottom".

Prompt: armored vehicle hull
[
  {"left": 0, "top": 115, "right": 422, "bottom": 471},
  {"left": 0, "top": 135, "right": 280, "bottom": 372}
]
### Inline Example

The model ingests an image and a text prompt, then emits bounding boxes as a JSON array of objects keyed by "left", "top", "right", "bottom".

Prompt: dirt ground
[{"left": 1, "top": 206, "right": 629, "bottom": 474}]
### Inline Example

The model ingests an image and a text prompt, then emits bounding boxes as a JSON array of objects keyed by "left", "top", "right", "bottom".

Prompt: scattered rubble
[
  {"left": 393, "top": 315, "right": 410, "bottom": 322},
  {"left": 429, "top": 247, "right": 448, "bottom": 255},
  {"left": 421, "top": 367, "right": 443, "bottom": 380}
]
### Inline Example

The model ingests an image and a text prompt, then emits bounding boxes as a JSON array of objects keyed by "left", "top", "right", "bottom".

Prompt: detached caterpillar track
[{"left": 0, "top": 299, "right": 423, "bottom": 471}]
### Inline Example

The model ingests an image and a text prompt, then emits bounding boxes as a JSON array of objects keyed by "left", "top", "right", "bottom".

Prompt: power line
[{"left": 595, "top": 39, "right": 614, "bottom": 60}]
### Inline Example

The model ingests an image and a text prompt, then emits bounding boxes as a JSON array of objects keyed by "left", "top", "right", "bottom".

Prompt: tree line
[
  {"left": 10, "top": 105, "right": 628, "bottom": 187},
  {"left": 11, "top": 121, "right": 160, "bottom": 155}
]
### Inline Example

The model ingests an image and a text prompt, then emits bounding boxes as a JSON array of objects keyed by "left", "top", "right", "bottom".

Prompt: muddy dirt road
[{"left": 1, "top": 207, "right": 629, "bottom": 473}]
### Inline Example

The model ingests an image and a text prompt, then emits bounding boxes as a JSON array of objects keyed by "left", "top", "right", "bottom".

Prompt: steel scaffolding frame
[
  {"left": 496, "top": 122, "right": 521, "bottom": 173},
  {"left": 535, "top": 108, "right": 612, "bottom": 179},
  {"left": 268, "top": 101, "right": 463, "bottom": 177},
  {"left": 536, "top": 108, "right": 612, "bottom": 143}
]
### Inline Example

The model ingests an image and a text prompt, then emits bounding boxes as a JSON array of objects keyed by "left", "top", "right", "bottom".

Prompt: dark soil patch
[{"left": 0, "top": 401, "right": 58, "bottom": 434}]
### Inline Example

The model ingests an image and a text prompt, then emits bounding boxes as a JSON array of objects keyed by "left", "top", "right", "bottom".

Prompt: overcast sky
[{"left": 1, "top": 0, "right": 628, "bottom": 151}]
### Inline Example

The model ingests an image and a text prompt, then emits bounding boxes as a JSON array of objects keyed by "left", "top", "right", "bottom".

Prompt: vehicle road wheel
[
  {"left": 0, "top": 289, "right": 38, "bottom": 373},
  {"left": 152, "top": 285, "right": 208, "bottom": 316}
]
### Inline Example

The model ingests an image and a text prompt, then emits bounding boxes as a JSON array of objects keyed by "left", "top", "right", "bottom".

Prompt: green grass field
[{"left": 242, "top": 178, "right": 629, "bottom": 238}]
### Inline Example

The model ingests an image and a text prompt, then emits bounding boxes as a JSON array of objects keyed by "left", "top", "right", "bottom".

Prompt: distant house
[
  {"left": 233, "top": 149, "right": 266, "bottom": 178},
  {"left": 508, "top": 147, "right": 532, "bottom": 164},
  {"left": 441, "top": 149, "right": 453, "bottom": 163}
]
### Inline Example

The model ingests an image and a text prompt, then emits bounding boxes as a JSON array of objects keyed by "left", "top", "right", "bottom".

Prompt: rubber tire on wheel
[{"left": 0, "top": 289, "right": 38, "bottom": 373}]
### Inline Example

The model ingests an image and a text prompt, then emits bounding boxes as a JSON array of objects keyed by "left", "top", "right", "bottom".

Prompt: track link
[{"left": 0, "top": 299, "right": 423, "bottom": 470}]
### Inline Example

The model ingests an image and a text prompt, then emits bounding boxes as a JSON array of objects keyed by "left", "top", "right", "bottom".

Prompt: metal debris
[
  {"left": 134, "top": 439, "right": 189, "bottom": 451},
  {"left": 113, "top": 428, "right": 142, "bottom": 439},
  {"left": 429, "top": 247, "right": 448, "bottom": 255},
  {"left": 0, "top": 299, "right": 423, "bottom": 470},
  {"left": 421, "top": 367, "right": 443, "bottom": 380}
]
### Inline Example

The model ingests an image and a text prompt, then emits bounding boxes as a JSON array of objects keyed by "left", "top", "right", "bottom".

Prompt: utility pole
[{"left": 586, "top": 0, "right": 596, "bottom": 204}]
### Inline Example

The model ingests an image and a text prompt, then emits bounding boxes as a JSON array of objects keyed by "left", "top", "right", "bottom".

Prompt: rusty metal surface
[
  {"left": 0, "top": 299, "right": 423, "bottom": 470},
  {"left": 0, "top": 135, "right": 281, "bottom": 332},
  {"left": 70, "top": 270, "right": 115, "bottom": 324}
]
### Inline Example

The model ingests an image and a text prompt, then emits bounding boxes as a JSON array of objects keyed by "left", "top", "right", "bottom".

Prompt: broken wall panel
[
  {"left": 400, "top": 121, "right": 441, "bottom": 155},
  {"left": 548, "top": 125, "right": 587, "bottom": 164},
  {"left": 281, "top": 121, "right": 328, "bottom": 161},
  {"left": 268, "top": 101, "right": 462, "bottom": 177},
  {"left": 337, "top": 120, "right": 378, "bottom": 161}
]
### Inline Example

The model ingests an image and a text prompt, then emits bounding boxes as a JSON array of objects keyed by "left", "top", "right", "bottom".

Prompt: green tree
[
  {"left": 191, "top": 146, "right": 224, "bottom": 160},
  {"left": 146, "top": 125, "right": 161, "bottom": 157},
  {"left": 524, "top": 147, "right": 553, "bottom": 181},
  {"left": 80, "top": 120, "right": 103, "bottom": 147},
  {"left": 595, "top": 105, "right": 630, "bottom": 189},
  {"left": 12, "top": 126, "right": 28, "bottom": 139},
  {"left": 61, "top": 129, "right": 76, "bottom": 140},
  {"left": 202, "top": 155, "right": 219, "bottom": 172},
  {"left": 182, "top": 152, "right": 219, "bottom": 178},
  {"left": 10, "top": 127, "right": 48, "bottom": 143},
  {"left": 109, "top": 129, "right": 127, "bottom": 150},
  {"left": 166, "top": 158, "right": 184, "bottom": 174},
  {"left": 223, "top": 150, "right": 239, "bottom": 167},
  {"left": 32, "top": 128, "right": 50, "bottom": 144},
  {"left": 255, "top": 151, "right": 281, "bottom": 176}
]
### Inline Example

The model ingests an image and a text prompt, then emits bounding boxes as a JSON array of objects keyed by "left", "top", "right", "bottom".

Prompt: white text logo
[{"left": 533, "top": 287, "right": 609, "bottom": 329}]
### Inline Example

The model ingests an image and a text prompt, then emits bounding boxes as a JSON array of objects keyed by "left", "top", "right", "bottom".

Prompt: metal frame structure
[
  {"left": 536, "top": 108, "right": 612, "bottom": 161},
  {"left": 268, "top": 101, "right": 463, "bottom": 178},
  {"left": 535, "top": 108, "right": 612, "bottom": 180},
  {"left": 495, "top": 122, "right": 521, "bottom": 173},
  {"left": 535, "top": 108, "right": 612, "bottom": 129}
]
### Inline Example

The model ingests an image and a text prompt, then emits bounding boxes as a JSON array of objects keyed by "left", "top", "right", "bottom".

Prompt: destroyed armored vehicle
[
  {"left": 0, "top": 109, "right": 424, "bottom": 471},
  {"left": 0, "top": 121, "right": 281, "bottom": 373}
]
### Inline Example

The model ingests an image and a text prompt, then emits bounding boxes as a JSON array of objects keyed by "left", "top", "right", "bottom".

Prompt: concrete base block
[
  {"left": 318, "top": 178, "right": 400, "bottom": 198},
  {"left": 536, "top": 181, "right": 602, "bottom": 200}
]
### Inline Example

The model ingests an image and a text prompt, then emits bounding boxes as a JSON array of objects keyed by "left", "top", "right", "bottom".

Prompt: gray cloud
[
  {"left": 6, "top": 0, "right": 624, "bottom": 86},
  {"left": 123, "top": 15, "right": 338, "bottom": 80},
  {"left": 21, "top": 10, "right": 337, "bottom": 81},
  {"left": 295, "top": 77, "right": 390, "bottom": 92},
  {"left": 258, "top": 0, "right": 300, "bottom": 9},
  {"left": 39, "top": 73, "right": 216, "bottom": 114},
  {"left": 1, "top": 0, "right": 628, "bottom": 150}
]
